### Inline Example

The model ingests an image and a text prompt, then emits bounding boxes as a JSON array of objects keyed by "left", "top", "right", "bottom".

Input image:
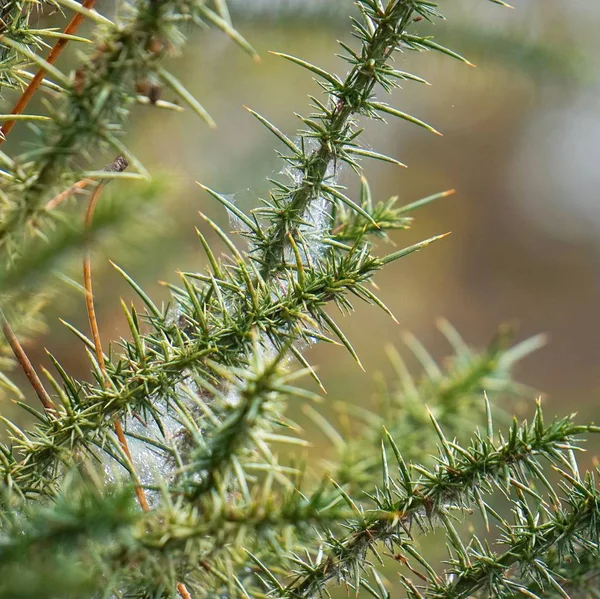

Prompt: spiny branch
[
  {"left": 274, "top": 407, "right": 600, "bottom": 598},
  {"left": 258, "top": 1, "right": 420, "bottom": 278},
  {"left": 419, "top": 474, "right": 600, "bottom": 598},
  {"left": 0, "top": 0, "right": 256, "bottom": 259}
]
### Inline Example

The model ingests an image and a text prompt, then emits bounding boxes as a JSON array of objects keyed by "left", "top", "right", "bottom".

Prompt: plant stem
[
  {"left": 82, "top": 159, "right": 193, "bottom": 598},
  {"left": 260, "top": 1, "right": 415, "bottom": 279},
  {"left": 82, "top": 164, "right": 151, "bottom": 515},
  {"left": 0, "top": 312, "right": 56, "bottom": 415},
  {"left": 45, "top": 178, "right": 93, "bottom": 211}
]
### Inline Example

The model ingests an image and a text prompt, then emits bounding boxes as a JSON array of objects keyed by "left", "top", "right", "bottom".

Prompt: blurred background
[{"left": 3, "top": 0, "right": 600, "bottom": 460}]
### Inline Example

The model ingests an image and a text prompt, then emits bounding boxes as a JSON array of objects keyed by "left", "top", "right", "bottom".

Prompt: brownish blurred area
[{"left": 5, "top": 0, "right": 600, "bottom": 437}]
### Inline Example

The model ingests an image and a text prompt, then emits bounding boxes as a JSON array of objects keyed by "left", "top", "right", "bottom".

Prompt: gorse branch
[
  {"left": 181, "top": 338, "right": 316, "bottom": 499},
  {"left": 331, "top": 322, "right": 546, "bottom": 491},
  {"left": 0, "top": 1, "right": 46, "bottom": 90},
  {"left": 0, "top": 243, "right": 408, "bottom": 498},
  {"left": 1, "top": 404, "right": 598, "bottom": 598},
  {"left": 268, "top": 404, "right": 600, "bottom": 599},
  {"left": 0, "top": 178, "right": 167, "bottom": 383},
  {"left": 0, "top": 0, "right": 97, "bottom": 142},
  {"left": 0, "top": 0, "right": 254, "bottom": 387},
  {"left": 255, "top": 1, "right": 417, "bottom": 278},
  {"left": 415, "top": 470, "right": 600, "bottom": 599},
  {"left": 252, "top": 0, "right": 458, "bottom": 279}
]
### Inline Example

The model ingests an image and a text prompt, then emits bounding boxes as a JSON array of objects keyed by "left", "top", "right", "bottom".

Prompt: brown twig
[
  {"left": 82, "top": 156, "right": 151, "bottom": 510},
  {"left": 0, "top": 312, "right": 56, "bottom": 416},
  {"left": 46, "top": 177, "right": 94, "bottom": 211},
  {"left": 83, "top": 182, "right": 107, "bottom": 368},
  {"left": 176, "top": 583, "right": 192, "bottom": 599},
  {"left": 0, "top": 0, "right": 98, "bottom": 143},
  {"left": 82, "top": 157, "right": 193, "bottom": 597},
  {"left": 112, "top": 416, "right": 151, "bottom": 511}
]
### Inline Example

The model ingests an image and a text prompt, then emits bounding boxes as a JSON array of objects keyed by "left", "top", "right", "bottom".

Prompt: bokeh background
[{"left": 3, "top": 0, "right": 600, "bottom": 487}]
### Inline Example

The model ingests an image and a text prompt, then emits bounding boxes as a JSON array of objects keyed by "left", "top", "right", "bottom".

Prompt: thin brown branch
[
  {"left": 81, "top": 156, "right": 152, "bottom": 510},
  {"left": 0, "top": 313, "right": 56, "bottom": 415},
  {"left": 82, "top": 182, "right": 108, "bottom": 374},
  {"left": 82, "top": 154, "right": 191, "bottom": 597},
  {"left": 0, "top": 0, "right": 98, "bottom": 143},
  {"left": 176, "top": 582, "right": 193, "bottom": 599},
  {"left": 81, "top": 157, "right": 196, "bottom": 598},
  {"left": 46, "top": 177, "right": 94, "bottom": 211},
  {"left": 81, "top": 155, "right": 128, "bottom": 378},
  {"left": 113, "top": 417, "right": 151, "bottom": 511}
]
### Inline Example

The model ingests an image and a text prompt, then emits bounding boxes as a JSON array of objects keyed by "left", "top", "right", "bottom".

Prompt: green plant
[{"left": 1, "top": 1, "right": 598, "bottom": 598}]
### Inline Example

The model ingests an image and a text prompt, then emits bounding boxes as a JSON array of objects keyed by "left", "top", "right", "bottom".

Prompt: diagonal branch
[
  {"left": 0, "top": 311, "right": 56, "bottom": 415},
  {"left": 0, "top": 0, "right": 98, "bottom": 143},
  {"left": 275, "top": 410, "right": 600, "bottom": 599},
  {"left": 258, "top": 1, "right": 417, "bottom": 279}
]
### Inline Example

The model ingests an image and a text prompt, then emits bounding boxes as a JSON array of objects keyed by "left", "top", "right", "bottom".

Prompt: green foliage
[
  {"left": 0, "top": 1, "right": 597, "bottom": 599},
  {"left": 330, "top": 322, "right": 547, "bottom": 492},
  {"left": 0, "top": 0, "right": 255, "bottom": 259}
]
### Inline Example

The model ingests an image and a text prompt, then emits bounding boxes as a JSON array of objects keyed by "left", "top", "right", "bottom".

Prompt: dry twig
[{"left": 0, "top": 312, "right": 56, "bottom": 415}]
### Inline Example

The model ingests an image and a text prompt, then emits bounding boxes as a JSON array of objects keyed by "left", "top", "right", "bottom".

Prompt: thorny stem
[
  {"left": 280, "top": 419, "right": 599, "bottom": 598},
  {"left": 0, "top": 0, "right": 173, "bottom": 252},
  {"left": 0, "top": 313, "right": 56, "bottom": 415},
  {"left": 4, "top": 243, "right": 385, "bottom": 497},
  {"left": 0, "top": 0, "right": 440, "bottom": 516},
  {"left": 260, "top": 1, "right": 415, "bottom": 279},
  {"left": 444, "top": 501, "right": 595, "bottom": 599},
  {"left": 0, "top": 0, "right": 98, "bottom": 143}
]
